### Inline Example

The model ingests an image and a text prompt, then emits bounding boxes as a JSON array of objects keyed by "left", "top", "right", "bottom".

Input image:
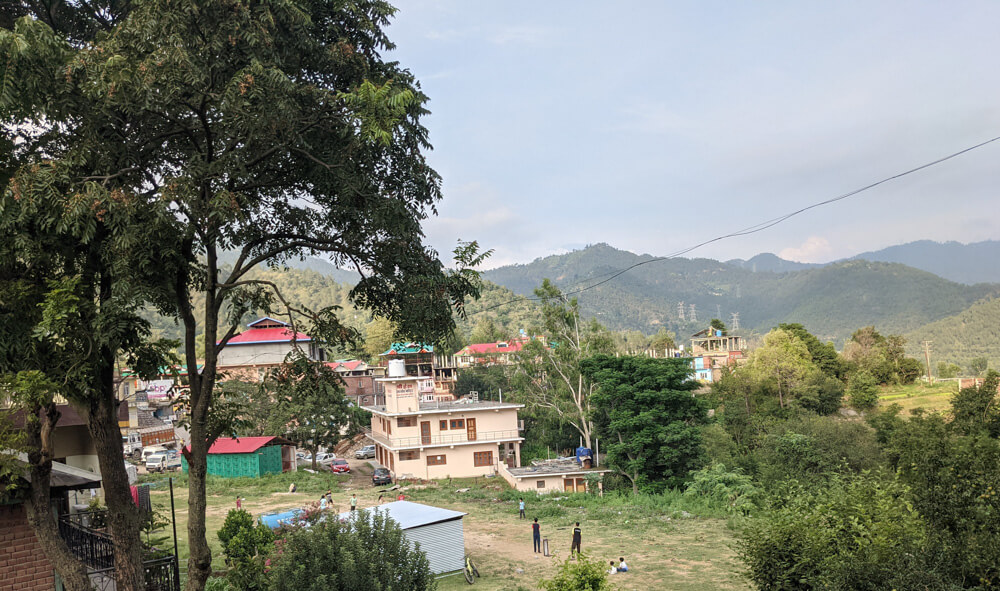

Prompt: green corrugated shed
[{"left": 181, "top": 439, "right": 287, "bottom": 478}]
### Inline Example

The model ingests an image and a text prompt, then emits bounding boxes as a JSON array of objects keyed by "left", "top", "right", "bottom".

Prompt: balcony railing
[
  {"left": 368, "top": 429, "right": 521, "bottom": 449},
  {"left": 58, "top": 510, "right": 180, "bottom": 591}
]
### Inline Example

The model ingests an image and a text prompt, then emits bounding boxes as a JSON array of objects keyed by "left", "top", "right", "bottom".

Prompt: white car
[{"left": 355, "top": 445, "right": 376, "bottom": 459}]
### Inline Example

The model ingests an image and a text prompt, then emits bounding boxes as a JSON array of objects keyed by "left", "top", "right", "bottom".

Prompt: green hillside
[
  {"left": 905, "top": 295, "right": 1000, "bottom": 371},
  {"left": 483, "top": 244, "right": 1000, "bottom": 344}
]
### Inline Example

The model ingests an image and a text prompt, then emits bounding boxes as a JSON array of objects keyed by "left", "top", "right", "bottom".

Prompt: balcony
[
  {"left": 367, "top": 429, "right": 522, "bottom": 449},
  {"left": 58, "top": 510, "right": 180, "bottom": 591}
]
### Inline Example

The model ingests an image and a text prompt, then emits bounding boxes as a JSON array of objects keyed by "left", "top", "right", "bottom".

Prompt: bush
[
  {"left": 268, "top": 509, "right": 434, "bottom": 591},
  {"left": 539, "top": 554, "right": 610, "bottom": 591},
  {"left": 683, "top": 463, "right": 758, "bottom": 514},
  {"left": 796, "top": 373, "right": 844, "bottom": 415},
  {"left": 737, "top": 472, "right": 946, "bottom": 590},
  {"left": 218, "top": 509, "right": 274, "bottom": 563},
  {"left": 847, "top": 371, "right": 879, "bottom": 410}
]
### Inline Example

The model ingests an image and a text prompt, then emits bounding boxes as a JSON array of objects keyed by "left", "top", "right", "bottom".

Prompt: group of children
[{"left": 518, "top": 498, "right": 630, "bottom": 573}]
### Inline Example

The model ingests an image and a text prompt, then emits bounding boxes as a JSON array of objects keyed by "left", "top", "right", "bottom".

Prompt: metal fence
[
  {"left": 86, "top": 556, "right": 179, "bottom": 591},
  {"left": 369, "top": 429, "right": 522, "bottom": 448}
]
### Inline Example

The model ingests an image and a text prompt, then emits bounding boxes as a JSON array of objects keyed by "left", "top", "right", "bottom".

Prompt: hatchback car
[
  {"left": 372, "top": 467, "right": 392, "bottom": 486},
  {"left": 355, "top": 445, "right": 376, "bottom": 459},
  {"left": 330, "top": 459, "right": 351, "bottom": 473}
]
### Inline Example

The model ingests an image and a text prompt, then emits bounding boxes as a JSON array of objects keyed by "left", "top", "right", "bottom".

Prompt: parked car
[
  {"left": 372, "top": 467, "right": 392, "bottom": 486},
  {"left": 355, "top": 445, "right": 376, "bottom": 459},
  {"left": 330, "top": 459, "right": 351, "bottom": 473},
  {"left": 314, "top": 452, "right": 336, "bottom": 465},
  {"left": 146, "top": 452, "right": 181, "bottom": 473}
]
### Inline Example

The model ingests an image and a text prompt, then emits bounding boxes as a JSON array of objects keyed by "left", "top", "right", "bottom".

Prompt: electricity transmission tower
[
  {"left": 688, "top": 303, "right": 698, "bottom": 324},
  {"left": 730, "top": 312, "right": 740, "bottom": 331},
  {"left": 677, "top": 301, "right": 685, "bottom": 321}
]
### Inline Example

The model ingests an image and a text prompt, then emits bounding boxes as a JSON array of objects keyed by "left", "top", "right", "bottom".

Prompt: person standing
[
  {"left": 325, "top": 490, "right": 333, "bottom": 505},
  {"left": 319, "top": 495, "right": 328, "bottom": 511},
  {"left": 235, "top": 496, "right": 242, "bottom": 510},
  {"left": 350, "top": 493, "right": 358, "bottom": 512},
  {"left": 532, "top": 518, "right": 541, "bottom": 553},
  {"left": 570, "top": 522, "right": 582, "bottom": 557},
  {"left": 518, "top": 498, "right": 525, "bottom": 519}
]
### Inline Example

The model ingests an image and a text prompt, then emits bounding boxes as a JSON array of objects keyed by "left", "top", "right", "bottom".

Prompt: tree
[
  {"left": 268, "top": 510, "right": 434, "bottom": 591},
  {"left": 847, "top": 371, "right": 879, "bottom": 411},
  {"left": 937, "top": 361, "right": 961, "bottom": 379},
  {"left": 584, "top": 355, "right": 707, "bottom": 493},
  {"left": 514, "top": 280, "right": 614, "bottom": 449},
  {"left": 649, "top": 328, "right": 677, "bottom": 353},
  {"left": 261, "top": 354, "right": 351, "bottom": 471},
  {"left": 950, "top": 370, "right": 1000, "bottom": 437},
  {"left": 970, "top": 356, "right": 990, "bottom": 377},
  {"left": 363, "top": 317, "right": 397, "bottom": 362},
  {"left": 748, "top": 329, "right": 815, "bottom": 409},
  {"left": 709, "top": 318, "right": 728, "bottom": 335},
  {"left": 777, "top": 323, "right": 846, "bottom": 380},
  {"left": 2, "top": 4, "right": 489, "bottom": 590},
  {"left": 468, "top": 317, "right": 509, "bottom": 345}
]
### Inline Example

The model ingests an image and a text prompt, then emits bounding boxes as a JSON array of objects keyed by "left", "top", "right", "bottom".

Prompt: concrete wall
[
  {"left": 390, "top": 441, "right": 503, "bottom": 480},
  {"left": 500, "top": 468, "right": 595, "bottom": 494},
  {"left": 218, "top": 342, "right": 295, "bottom": 368}
]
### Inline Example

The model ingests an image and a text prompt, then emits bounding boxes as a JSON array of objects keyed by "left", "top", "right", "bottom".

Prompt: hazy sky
[{"left": 385, "top": 1, "right": 1000, "bottom": 268}]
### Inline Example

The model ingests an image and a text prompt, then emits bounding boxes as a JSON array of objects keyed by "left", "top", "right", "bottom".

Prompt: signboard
[{"left": 146, "top": 379, "right": 175, "bottom": 401}]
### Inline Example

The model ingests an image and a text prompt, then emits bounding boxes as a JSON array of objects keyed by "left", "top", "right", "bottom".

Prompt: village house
[
  {"left": 690, "top": 327, "right": 747, "bottom": 382},
  {"left": 379, "top": 342, "right": 458, "bottom": 399},
  {"left": 500, "top": 457, "right": 610, "bottom": 494},
  {"left": 216, "top": 317, "right": 326, "bottom": 381},
  {"left": 326, "top": 359, "right": 385, "bottom": 406},
  {"left": 363, "top": 361, "right": 524, "bottom": 479}
]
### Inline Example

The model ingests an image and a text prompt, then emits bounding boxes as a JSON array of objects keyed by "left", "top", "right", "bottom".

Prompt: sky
[{"left": 383, "top": 1, "right": 1000, "bottom": 268}]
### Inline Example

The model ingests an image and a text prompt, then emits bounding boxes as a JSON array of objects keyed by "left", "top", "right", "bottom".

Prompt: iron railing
[
  {"left": 368, "top": 429, "right": 522, "bottom": 449},
  {"left": 86, "top": 556, "right": 180, "bottom": 591}
]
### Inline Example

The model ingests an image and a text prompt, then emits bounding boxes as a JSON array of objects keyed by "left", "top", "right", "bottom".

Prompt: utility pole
[{"left": 922, "top": 340, "right": 933, "bottom": 383}]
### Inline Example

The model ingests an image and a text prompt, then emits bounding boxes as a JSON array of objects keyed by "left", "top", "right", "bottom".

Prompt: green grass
[
  {"left": 877, "top": 381, "right": 958, "bottom": 415},
  {"left": 149, "top": 472, "right": 748, "bottom": 589}
]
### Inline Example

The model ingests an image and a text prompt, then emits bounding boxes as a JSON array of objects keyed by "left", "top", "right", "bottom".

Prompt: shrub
[
  {"left": 683, "top": 463, "right": 758, "bottom": 514},
  {"left": 268, "top": 509, "right": 434, "bottom": 591},
  {"left": 737, "top": 472, "right": 946, "bottom": 590},
  {"left": 218, "top": 509, "right": 273, "bottom": 563},
  {"left": 847, "top": 371, "right": 879, "bottom": 410},
  {"left": 796, "top": 373, "right": 844, "bottom": 415},
  {"left": 539, "top": 554, "right": 610, "bottom": 591}
]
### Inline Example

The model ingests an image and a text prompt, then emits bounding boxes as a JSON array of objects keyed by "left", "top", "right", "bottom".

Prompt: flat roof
[
  {"left": 336, "top": 500, "right": 466, "bottom": 530},
  {"left": 506, "top": 459, "right": 611, "bottom": 478},
  {"left": 363, "top": 400, "right": 524, "bottom": 416}
]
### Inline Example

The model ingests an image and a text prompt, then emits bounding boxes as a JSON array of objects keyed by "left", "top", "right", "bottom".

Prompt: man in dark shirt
[
  {"left": 571, "top": 522, "right": 582, "bottom": 557},
  {"left": 532, "top": 518, "right": 541, "bottom": 553}
]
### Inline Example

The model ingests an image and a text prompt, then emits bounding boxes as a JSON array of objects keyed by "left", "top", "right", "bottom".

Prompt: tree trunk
[
  {"left": 86, "top": 390, "right": 144, "bottom": 591},
  {"left": 185, "top": 419, "right": 212, "bottom": 591},
  {"left": 24, "top": 403, "right": 92, "bottom": 591}
]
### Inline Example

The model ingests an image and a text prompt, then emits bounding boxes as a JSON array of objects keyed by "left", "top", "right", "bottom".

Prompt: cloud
[
  {"left": 779, "top": 236, "right": 834, "bottom": 263},
  {"left": 488, "top": 25, "right": 560, "bottom": 46}
]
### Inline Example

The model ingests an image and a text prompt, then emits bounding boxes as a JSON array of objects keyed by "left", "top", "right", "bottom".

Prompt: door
[
  {"left": 564, "top": 478, "right": 574, "bottom": 492},
  {"left": 466, "top": 418, "right": 477, "bottom": 441},
  {"left": 576, "top": 478, "right": 586, "bottom": 492},
  {"left": 420, "top": 421, "right": 431, "bottom": 445}
]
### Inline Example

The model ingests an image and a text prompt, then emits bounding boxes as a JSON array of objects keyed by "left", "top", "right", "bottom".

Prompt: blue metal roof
[{"left": 336, "top": 500, "right": 465, "bottom": 530}]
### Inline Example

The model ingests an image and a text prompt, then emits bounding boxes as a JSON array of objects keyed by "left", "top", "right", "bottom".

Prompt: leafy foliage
[
  {"left": 268, "top": 510, "right": 434, "bottom": 591},
  {"left": 683, "top": 463, "right": 759, "bottom": 514},
  {"left": 539, "top": 554, "right": 610, "bottom": 591},
  {"left": 847, "top": 371, "right": 879, "bottom": 411},
  {"left": 584, "top": 355, "right": 707, "bottom": 492}
]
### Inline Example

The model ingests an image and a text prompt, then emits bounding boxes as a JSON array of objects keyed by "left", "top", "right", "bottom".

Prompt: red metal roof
[
  {"left": 458, "top": 341, "right": 526, "bottom": 356},
  {"left": 327, "top": 360, "right": 365, "bottom": 371},
  {"left": 224, "top": 327, "right": 311, "bottom": 346},
  {"left": 183, "top": 436, "right": 288, "bottom": 454}
]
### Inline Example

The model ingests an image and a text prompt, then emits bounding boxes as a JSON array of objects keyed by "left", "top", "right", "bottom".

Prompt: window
[
  {"left": 399, "top": 450, "right": 419, "bottom": 461},
  {"left": 397, "top": 417, "right": 416, "bottom": 428},
  {"left": 426, "top": 454, "right": 447, "bottom": 466},
  {"left": 450, "top": 419, "right": 465, "bottom": 430},
  {"left": 439, "top": 420, "right": 448, "bottom": 430},
  {"left": 536, "top": 480, "right": 546, "bottom": 489},
  {"left": 473, "top": 451, "right": 493, "bottom": 467}
]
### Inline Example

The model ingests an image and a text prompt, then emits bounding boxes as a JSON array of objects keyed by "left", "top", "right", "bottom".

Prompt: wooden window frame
[
  {"left": 399, "top": 450, "right": 419, "bottom": 461},
  {"left": 473, "top": 451, "right": 493, "bottom": 467},
  {"left": 449, "top": 419, "right": 465, "bottom": 430},
  {"left": 439, "top": 420, "right": 448, "bottom": 430},
  {"left": 397, "top": 417, "right": 416, "bottom": 428},
  {"left": 536, "top": 480, "right": 546, "bottom": 489},
  {"left": 426, "top": 454, "right": 447, "bottom": 466}
]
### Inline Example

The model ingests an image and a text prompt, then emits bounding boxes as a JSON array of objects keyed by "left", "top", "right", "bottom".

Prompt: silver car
[{"left": 355, "top": 445, "right": 376, "bottom": 459}]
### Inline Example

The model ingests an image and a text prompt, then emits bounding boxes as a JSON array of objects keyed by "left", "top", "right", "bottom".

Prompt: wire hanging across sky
[{"left": 471, "top": 134, "right": 1000, "bottom": 315}]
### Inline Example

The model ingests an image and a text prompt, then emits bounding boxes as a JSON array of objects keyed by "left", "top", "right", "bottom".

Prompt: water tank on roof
[
  {"left": 576, "top": 446, "right": 592, "bottom": 465},
  {"left": 388, "top": 359, "right": 406, "bottom": 378}
]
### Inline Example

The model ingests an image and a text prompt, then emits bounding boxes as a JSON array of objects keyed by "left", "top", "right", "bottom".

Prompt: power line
[{"left": 472, "top": 134, "right": 1000, "bottom": 315}]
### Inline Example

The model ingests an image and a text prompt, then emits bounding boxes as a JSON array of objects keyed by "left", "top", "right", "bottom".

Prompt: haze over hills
[
  {"left": 728, "top": 239, "right": 1000, "bottom": 284},
  {"left": 905, "top": 296, "right": 1000, "bottom": 370},
  {"left": 482, "top": 243, "right": 999, "bottom": 344}
]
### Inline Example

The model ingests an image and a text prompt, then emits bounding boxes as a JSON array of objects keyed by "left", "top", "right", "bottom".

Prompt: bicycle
[{"left": 464, "top": 554, "right": 480, "bottom": 584}]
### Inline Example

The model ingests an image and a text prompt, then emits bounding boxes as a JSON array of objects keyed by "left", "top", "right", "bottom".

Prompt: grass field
[
  {"left": 877, "top": 381, "right": 958, "bottom": 415},
  {"left": 143, "top": 460, "right": 748, "bottom": 590}
]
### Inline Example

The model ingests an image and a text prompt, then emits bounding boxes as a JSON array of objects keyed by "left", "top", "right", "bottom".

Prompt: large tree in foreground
[
  {"left": 584, "top": 355, "right": 707, "bottom": 493},
  {"left": 3, "top": 1, "right": 486, "bottom": 589}
]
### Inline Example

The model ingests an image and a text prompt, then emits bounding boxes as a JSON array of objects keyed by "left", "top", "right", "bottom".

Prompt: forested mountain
[
  {"left": 848, "top": 240, "right": 1000, "bottom": 285},
  {"left": 905, "top": 296, "right": 1000, "bottom": 370},
  {"left": 483, "top": 243, "right": 999, "bottom": 344},
  {"left": 726, "top": 253, "right": 821, "bottom": 273}
]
